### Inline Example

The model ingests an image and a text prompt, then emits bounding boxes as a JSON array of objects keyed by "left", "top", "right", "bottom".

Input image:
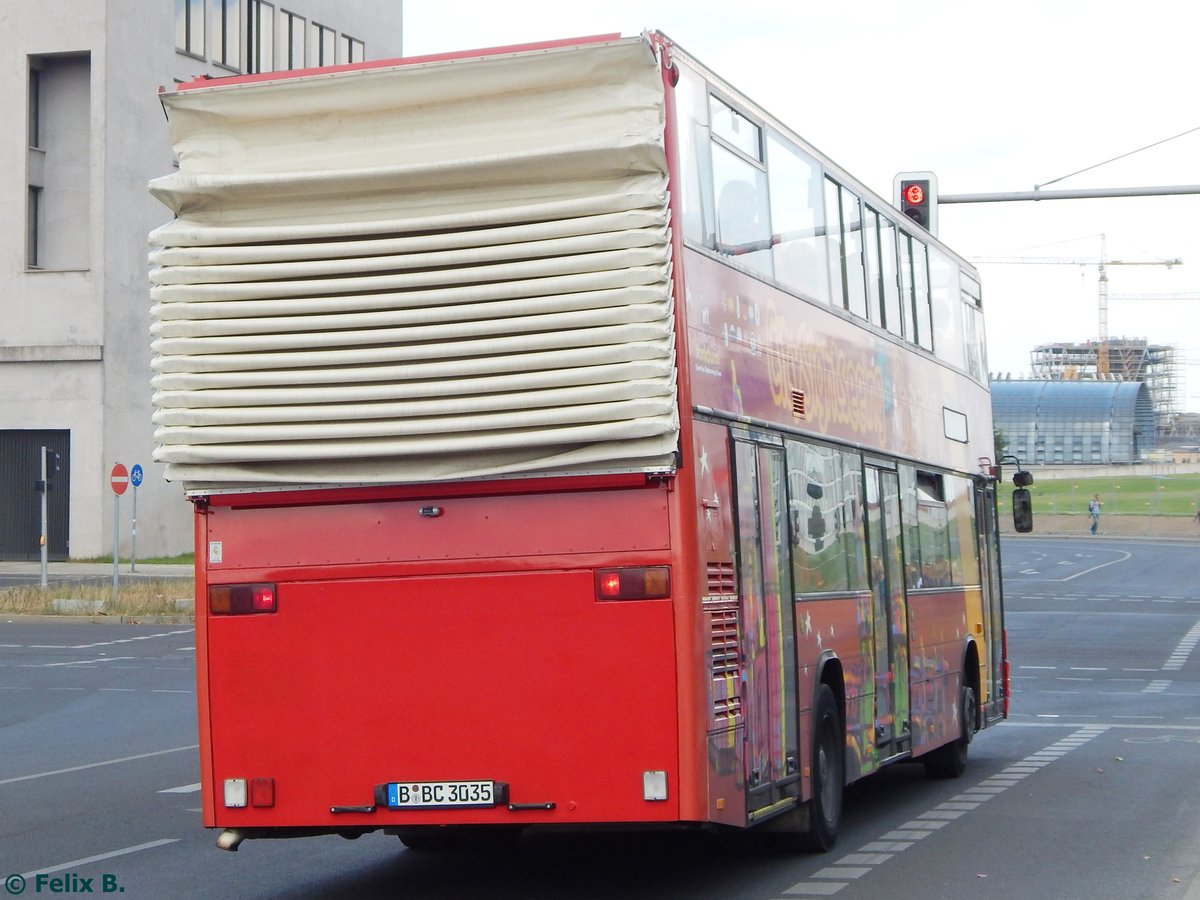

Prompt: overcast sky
[{"left": 402, "top": 1, "right": 1200, "bottom": 412}]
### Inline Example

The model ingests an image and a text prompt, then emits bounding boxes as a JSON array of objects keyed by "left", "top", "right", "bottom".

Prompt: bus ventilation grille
[
  {"left": 708, "top": 605, "right": 740, "bottom": 676},
  {"left": 708, "top": 600, "right": 742, "bottom": 728},
  {"left": 713, "top": 694, "right": 743, "bottom": 724},
  {"left": 706, "top": 561, "right": 736, "bottom": 595},
  {"left": 791, "top": 390, "right": 807, "bottom": 419}
]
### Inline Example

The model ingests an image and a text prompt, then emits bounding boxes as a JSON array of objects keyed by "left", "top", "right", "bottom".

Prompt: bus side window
[
  {"left": 765, "top": 130, "right": 829, "bottom": 305},
  {"left": 712, "top": 143, "right": 772, "bottom": 277}
]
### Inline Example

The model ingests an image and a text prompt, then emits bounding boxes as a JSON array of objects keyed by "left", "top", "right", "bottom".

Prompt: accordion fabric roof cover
[{"left": 149, "top": 37, "right": 678, "bottom": 490}]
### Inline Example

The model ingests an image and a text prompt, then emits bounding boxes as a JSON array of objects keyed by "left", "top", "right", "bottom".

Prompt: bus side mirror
[
  {"left": 1013, "top": 470, "right": 1034, "bottom": 488},
  {"left": 1012, "top": 488, "right": 1033, "bottom": 533}
]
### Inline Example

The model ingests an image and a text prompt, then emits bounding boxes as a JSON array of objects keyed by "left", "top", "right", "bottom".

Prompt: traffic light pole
[
  {"left": 39, "top": 446, "right": 48, "bottom": 589},
  {"left": 938, "top": 184, "right": 1200, "bottom": 204}
]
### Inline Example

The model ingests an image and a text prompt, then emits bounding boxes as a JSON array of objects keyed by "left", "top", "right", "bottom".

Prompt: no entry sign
[{"left": 111, "top": 463, "right": 129, "bottom": 496}]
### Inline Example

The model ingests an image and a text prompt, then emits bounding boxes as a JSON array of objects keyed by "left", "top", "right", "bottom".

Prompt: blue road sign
[{"left": 130, "top": 464, "right": 144, "bottom": 488}]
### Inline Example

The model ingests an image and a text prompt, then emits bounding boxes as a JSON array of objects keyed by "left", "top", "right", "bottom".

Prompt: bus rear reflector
[
  {"left": 250, "top": 777, "right": 276, "bottom": 808},
  {"left": 210, "top": 583, "right": 277, "bottom": 615},
  {"left": 595, "top": 567, "right": 670, "bottom": 600}
]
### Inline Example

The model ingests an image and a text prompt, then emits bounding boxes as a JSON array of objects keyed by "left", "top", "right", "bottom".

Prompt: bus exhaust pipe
[{"left": 216, "top": 828, "right": 246, "bottom": 851}]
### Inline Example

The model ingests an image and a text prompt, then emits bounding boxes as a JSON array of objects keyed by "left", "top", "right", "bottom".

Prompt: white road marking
[
  {"left": 23, "top": 629, "right": 194, "bottom": 651},
  {"left": 1163, "top": 619, "right": 1200, "bottom": 671},
  {"left": 158, "top": 782, "right": 201, "bottom": 794},
  {"left": 0, "top": 745, "right": 198, "bottom": 785},
  {"left": 1060, "top": 550, "right": 1132, "bottom": 582},
  {"left": 38, "top": 656, "right": 139, "bottom": 668},
  {"left": 777, "top": 727, "right": 1106, "bottom": 898},
  {"left": 21, "top": 838, "right": 179, "bottom": 879}
]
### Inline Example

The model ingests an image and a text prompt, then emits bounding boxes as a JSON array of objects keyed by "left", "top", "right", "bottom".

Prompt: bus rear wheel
[
  {"left": 802, "top": 684, "right": 844, "bottom": 852},
  {"left": 923, "top": 684, "right": 975, "bottom": 779}
]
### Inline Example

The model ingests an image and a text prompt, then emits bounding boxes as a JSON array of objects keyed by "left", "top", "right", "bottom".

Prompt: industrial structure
[
  {"left": 1029, "top": 339, "right": 1180, "bottom": 430},
  {"left": 991, "top": 378, "right": 1157, "bottom": 465}
]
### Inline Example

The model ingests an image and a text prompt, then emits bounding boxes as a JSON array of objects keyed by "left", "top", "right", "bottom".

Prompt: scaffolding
[{"left": 1029, "top": 339, "right": 1179, "bottom": 430}]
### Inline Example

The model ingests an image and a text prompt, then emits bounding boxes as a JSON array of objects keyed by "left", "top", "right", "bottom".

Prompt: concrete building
[{"left": 1, "top": 1, "right": 402, "bottom": 560}]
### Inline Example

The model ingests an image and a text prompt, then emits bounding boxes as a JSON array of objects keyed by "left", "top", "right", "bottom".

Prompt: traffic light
[
  {"left": 36, "top": 448, "right": 61, "bottom": 493},
  {"left": 893, "top": 171, "right": 938, "bottom": 235}
]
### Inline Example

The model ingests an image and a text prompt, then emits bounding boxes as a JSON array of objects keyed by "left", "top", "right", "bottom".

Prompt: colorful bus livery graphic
[{"left": 149, "top": 31, "right": 1007, "bottom": 856}]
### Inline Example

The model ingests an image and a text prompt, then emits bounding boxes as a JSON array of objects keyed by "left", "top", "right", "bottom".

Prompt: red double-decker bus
[{"left": 150, "top": 30, "right": 1008, "bottom": 854}]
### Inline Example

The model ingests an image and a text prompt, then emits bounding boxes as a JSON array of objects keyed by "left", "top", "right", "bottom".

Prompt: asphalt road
[{"left": 1, "top": 536, "right": 1198, "bottom": 899}]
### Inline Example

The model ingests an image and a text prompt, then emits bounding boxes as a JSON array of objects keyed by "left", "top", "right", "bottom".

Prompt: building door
[{"left": 0, "top": 430, "right": 70, "bottom": 560}]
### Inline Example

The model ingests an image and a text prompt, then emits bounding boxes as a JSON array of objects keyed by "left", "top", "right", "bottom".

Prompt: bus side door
[
  {"left": 733, "top": 438, "right": 799, "bottom": 812},
  {"left": 975, "top": 479, "right": 1006, "bottom": 721},
  {"left": 865, "top": 463, "right": 910, "bottom": 754}
]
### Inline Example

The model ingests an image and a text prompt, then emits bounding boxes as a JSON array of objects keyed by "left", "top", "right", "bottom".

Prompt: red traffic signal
[{"left": 893, "top": 172, "right": 938, "bottom": 234}]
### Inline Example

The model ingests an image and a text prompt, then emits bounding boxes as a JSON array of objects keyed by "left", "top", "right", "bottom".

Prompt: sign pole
[
  {"left": 110, "top": 463, "right": 129, "bottom": 601},
  {"left": 112, "top": 492, "right": 120, "bottom": 599},
  {"left": 130, "top": 464, "right": 143, "bottom": 572},
  {"left": 39, "top": 446, "right": 49, "bottom": 589}
]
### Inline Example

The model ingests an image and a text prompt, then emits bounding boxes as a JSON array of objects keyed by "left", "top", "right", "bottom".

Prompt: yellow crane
[{"left": 972, "top": 235, "right": 1181, "bottom": 374}]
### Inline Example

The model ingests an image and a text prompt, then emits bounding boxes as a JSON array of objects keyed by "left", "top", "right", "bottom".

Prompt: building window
[
  {"left": 341, "top": 34, "right": 364, "bottom": 64},
  {"left": 25, "top": 53, "right": 90, "bottom": 271},
  {"left": 26, "top": 186, "right": 41, "bottom": 269},
  {"left": 313, "top": 23, "right": 336, "bottom": 66},
  {"left": 282, "top": 11, "right": 305, "bottom": 69},
  {"left": 175, "top": 0, "right": 205, "bottom": 58},
  {"left": 215, "top": 0, "right": 242, "bottom": 70},
  {"left": 247, "top": 0, "right": 275, "bottom": 73},
  {"left": 28, "top": 66, "right": 41, "bottom": 148}
]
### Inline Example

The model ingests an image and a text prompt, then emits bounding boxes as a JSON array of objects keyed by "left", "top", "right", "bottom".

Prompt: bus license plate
[{"left": 386, "top": 780, "right": 497, "bottom": 809}]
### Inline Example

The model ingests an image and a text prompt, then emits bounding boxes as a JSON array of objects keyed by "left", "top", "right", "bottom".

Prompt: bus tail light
[
  {"left": 210, "top": 583, "right": 277, "bottom": 615},
  {"left": 595, "top": 567, "right": 670, "bottom": 600}
]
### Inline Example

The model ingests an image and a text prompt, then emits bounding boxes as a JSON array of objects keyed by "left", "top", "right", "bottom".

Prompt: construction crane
[{"left": 972, "top": 234, "right": 1182, "bottom": 374}]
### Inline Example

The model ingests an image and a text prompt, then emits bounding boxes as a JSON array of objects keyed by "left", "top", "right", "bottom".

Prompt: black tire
[
  {"left": 802, "top": 684, "right": 845, "bottom": 852},
  {"left": 924, "top": 684, "right": 975, "bottom": 779}
]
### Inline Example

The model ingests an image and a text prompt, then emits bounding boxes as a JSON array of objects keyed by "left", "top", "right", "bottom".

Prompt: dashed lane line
[
  {"left": 20, "top": 838, "right": 180, "bottom": 879},
  {"left": 10, "top": 629, "right": 194, "bottom": 651},
  {"left": 0, "top": 745, "right": 199, "bottom": 786},
  {"left": 1163, "top": 619, "right": 1200, "bottom": 671},
  {"left": 158, "top": 782, "right": 201, "bottom": 794},
  {"left": 772, "top": 726, "right": 1108, "bottom": 898}
]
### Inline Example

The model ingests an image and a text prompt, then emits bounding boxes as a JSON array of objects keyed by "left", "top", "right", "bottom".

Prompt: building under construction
[{"left": 1029, "top": 339, "right": 1180, "bottom": 430}]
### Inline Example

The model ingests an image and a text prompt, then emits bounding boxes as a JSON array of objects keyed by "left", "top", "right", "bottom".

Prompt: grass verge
[
  {"left": 998, "top": 473, "right": 1200, "bottom": 518},
  {"left": 0, "top": 579, "right": 195, "bottom": 618}
]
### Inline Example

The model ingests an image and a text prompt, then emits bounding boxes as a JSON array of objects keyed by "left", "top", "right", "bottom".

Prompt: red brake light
[
  {"left": 252, "top": 585, "right": 276, "bottom": 612},
  {"left": 594, "top": 567, "right": 670, "bottom": 601},
  {"left": 599, "top": 572, "right": 622, "bottom": 598},
  {"left": 210, "top": 583, "right": 278, "bottom": 615}
]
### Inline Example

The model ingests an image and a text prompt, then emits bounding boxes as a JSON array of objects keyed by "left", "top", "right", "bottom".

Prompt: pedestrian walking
[{"left": 1088, "top": 493, "right": 1101, "bottom": 534}]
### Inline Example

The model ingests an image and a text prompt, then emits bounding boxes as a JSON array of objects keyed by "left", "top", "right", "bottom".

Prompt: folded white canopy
[{"left": 149, "top": 36, "right": 678, "bottom": 491}]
